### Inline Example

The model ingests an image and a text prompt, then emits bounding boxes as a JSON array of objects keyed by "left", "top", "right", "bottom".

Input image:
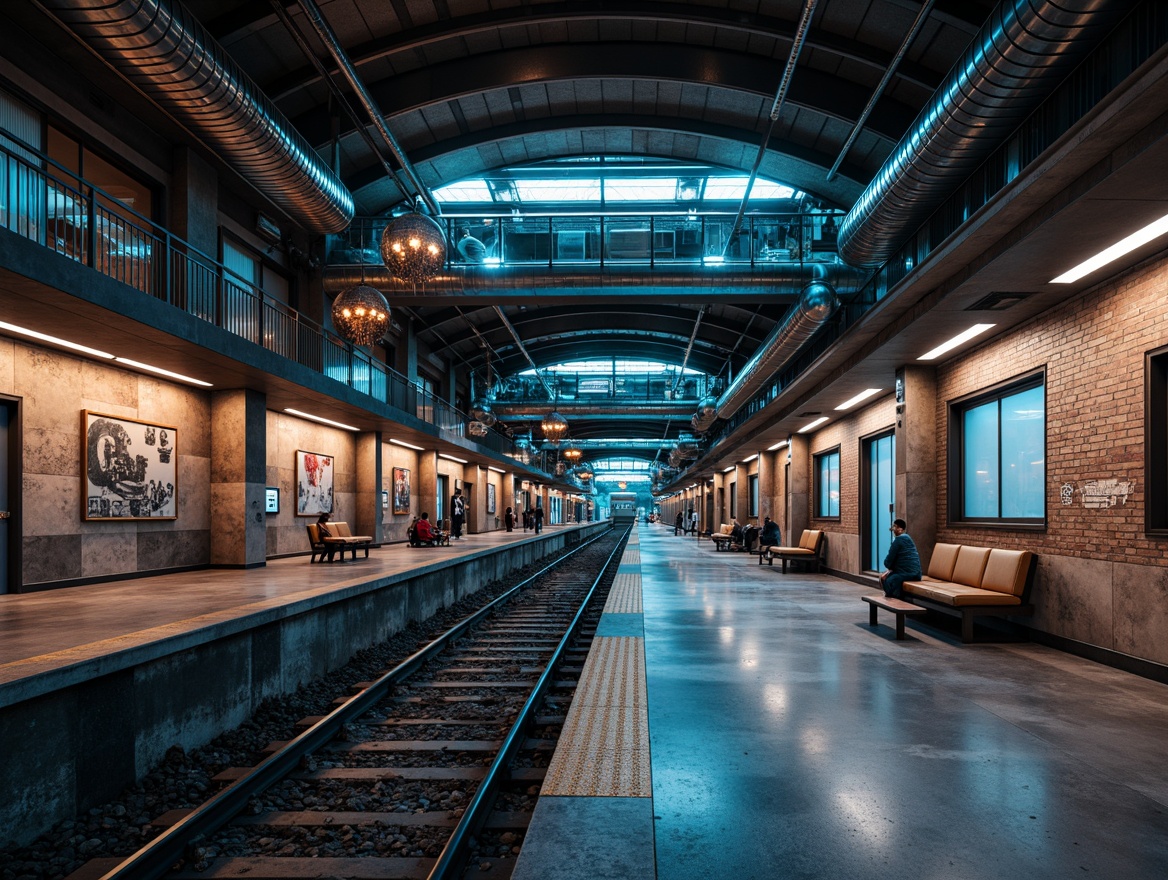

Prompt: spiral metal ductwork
[
  {"left": 689, "top": 281, "right": 838, "bottom": 431},
  {"left": 40, "top": 0, "right": 354, "bottom": 234},
  {"left": 837, "top": 0, "right": 1128, "bottom": 268}
]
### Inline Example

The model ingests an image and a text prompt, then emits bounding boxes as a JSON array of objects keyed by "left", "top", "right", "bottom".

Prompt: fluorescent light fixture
[
  {"left": 1051, "top": 210, "right": 1168, "bottom": 283},
  {"left": 741, "top": 454, "right": 758, "bottom": 463},
  {"left": 0, "top": 320, "right": 114, "bottom": 359},
  {"left": 917, "top": 324, "right": 995, "bottom": 361},
  {"left": 835, "top": 388, "right": 882, "bottom": 411},
  {"left": 767, "top": 439, "right": 789, "bottom": 451},
  {"left": 116, "top": 358, "right": 212, "bottom": 387},
  {"left": 284, "top": 408, "right": 358, "bottom": 431},
  {"left": 798, "top": 416, "right": 829, "bottom": 433},
  {"left": 439, "top": 453, "right": 468, "bottom": 464},
  {"left": 488, "top": 466, "right": 506, "bottom": 473},
  {"left": 723, "top": 466, "right": 736, "bottom": 473},
  {"left": 389, "top": 438, "right": 425, "bottom": 450},
  {"left": 702, "top": 255, "right": 725, "bottom": 265}
]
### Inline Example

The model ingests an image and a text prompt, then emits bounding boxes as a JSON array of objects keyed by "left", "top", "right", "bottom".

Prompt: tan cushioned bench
[
  {"left": 759, "top": 529, "right": 825, "bottom": 573},
  {"left": 710, "top": 523, "right": 735, "bottom": 549},
  {"left": 900, "top": 543, "right": 1035, "bottom": 641},
  {"left": 319, "top": 521, "right": 374, "bottom": 562}
]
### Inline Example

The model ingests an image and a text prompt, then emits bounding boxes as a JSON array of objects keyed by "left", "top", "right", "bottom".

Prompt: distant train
[{"left": 609, "top": 492, "right": 639, "bottom": 524}]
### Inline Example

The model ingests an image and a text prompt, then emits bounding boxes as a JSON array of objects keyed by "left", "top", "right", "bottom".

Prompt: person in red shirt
[{"left": 415, "top": 513, "right": 435, "bottom": 543}]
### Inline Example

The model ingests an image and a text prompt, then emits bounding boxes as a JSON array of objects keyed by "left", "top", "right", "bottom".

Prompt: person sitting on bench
[
  {"left": 880, "top": 518, "right": 922, "bottom": 598},
  {"left": 317, "top": 511, "right": 333, "bottom": 537},
  {"left": 415, "top": 512, "right": 436, "bottom": 544}
]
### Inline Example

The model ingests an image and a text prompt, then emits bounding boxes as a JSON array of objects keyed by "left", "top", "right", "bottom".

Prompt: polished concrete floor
[{"left": 639, "top": 523, "right": 1168, "bottom": 879}]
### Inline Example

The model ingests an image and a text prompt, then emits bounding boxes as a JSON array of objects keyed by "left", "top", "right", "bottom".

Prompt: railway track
[{"left": 71, "top": 525, "right": 627, "bottom": 880}]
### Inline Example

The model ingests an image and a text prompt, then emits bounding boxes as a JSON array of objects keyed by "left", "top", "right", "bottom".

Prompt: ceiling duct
[
  {"left": 692, "top": 281, "right": 838, "bottom": 430},
  {"left": 836, "top": 0, "right": 1130, "bottom": 268},
  {"left": 39, "top": 0, "right": 354, "bottom": 233}
]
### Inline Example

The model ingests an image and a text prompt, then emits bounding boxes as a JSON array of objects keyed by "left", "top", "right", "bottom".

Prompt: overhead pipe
[
  {"left": 669, "top": 305, "right": 705, "bottom": 397},
  {"left": 295, "top": 0, "right": 441, "bottom": 217},
  {"left": 692, "top": 281, "right": 838, "bottom": 431},
  {"left": 323, "top": 263, "right": 868, "bottom": 298},
  {"left": 837, "top": 0, "right": 1131, "bottom": 267},
  {"left": 38, "top": 0, "right": 353, "bottom": 233},
  {"left": 721, "top": 0, "right": 821, "bottom": 255},
  {"left": 491, "top": 404, "right": 695, "bottom": 420}
]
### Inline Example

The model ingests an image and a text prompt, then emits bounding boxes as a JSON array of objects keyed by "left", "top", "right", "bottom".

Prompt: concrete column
[
  {"left": 896, "top": 365, "right": 938, "bottom": 570},
  {"left": 418, "top": 451, "right": 438, "bottom": 521},
  {"left": 210, "top": 389, "right": 266, "bottom": 567},
  {"left": 169, "top": 147, "right": 218, "bottom": 257},
  {"left": 355, "top": 431, "right": 382, "bottom": 543},
  {"left": 759, "top": 451, "right": 776, "bottom": 521},
  {"left": 787, "top": 434, "right": 810, "bottom": 546},
  {"left": 469, "top": 465, "right": 486, "bottom": 533},
  {"left": 503, "top": 473, "right": 516, "bottom": 524}
]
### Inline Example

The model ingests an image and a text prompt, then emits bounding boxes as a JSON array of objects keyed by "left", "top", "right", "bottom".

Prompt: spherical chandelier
[
  {"left": 541, "top": 410, "right": 569, "bottom": 441},
  {"left": 331, "top": 284, "right": 390, "bottom": 346},
  {"left": 380, "top": 211, "right": 446, "bottom": 283}
]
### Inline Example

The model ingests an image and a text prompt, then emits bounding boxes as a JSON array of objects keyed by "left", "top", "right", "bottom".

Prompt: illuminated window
[{"left": 815, "top": 449, "right": 840, "bottom": 518}]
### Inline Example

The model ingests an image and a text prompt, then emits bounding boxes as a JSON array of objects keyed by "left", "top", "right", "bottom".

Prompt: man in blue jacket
[{"left": 880, "top": 518, "right": 922, "bottom": 598}]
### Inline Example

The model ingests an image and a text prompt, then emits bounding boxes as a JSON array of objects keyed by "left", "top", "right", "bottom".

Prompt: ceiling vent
[{"left": 966, "top": 291, "right": 1037, "bottom": 311}]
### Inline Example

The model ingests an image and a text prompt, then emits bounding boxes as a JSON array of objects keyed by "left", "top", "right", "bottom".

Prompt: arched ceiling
[{"left": 58, "top": 0, "right": 1002, "bottom": 450}]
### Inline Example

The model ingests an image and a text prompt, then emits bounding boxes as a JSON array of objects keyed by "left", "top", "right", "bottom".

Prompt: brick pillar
[
  {"left": 896, "top": 365, "right": 938, "bottom": 571},
  {"left": 787, "top": 434, "right": 810, "bottom": 546},
  {"left": 210, "top": 389, "right": 266, "bottom": 567}
]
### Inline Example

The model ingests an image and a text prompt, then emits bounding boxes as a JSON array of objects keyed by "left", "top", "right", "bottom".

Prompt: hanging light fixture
[
  {"left": 576, "top": 461, "right": 593, "bottom": 481},
  {"left": 618, "top": 480, "right": 628, "bottom": 490},
  {"left": 562, "top": 445, "right": 582, "bottom": 462},
  {"left": 541, "top": 410, "right": 569, "bottom": 441},
  {"left": 331, "top": 283, "right": 390, "bottom": 346},
  {"left": 380, "top": 209, "right": 446, "bottom": 283}
]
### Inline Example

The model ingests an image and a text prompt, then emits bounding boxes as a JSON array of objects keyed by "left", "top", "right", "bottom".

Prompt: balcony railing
[
  {"left": 329, "top": 211, "right": 842, "bottom": 271},
  {"left": 0, "top": 135, "right": 516, "bottom": 458},
  {"left": 493, "top": 371, "right": 713, "bottom": 405}
]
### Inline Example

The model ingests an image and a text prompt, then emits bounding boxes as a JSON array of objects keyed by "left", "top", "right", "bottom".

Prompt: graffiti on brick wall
[{"left": 1061, "top": 478, "right": 1135, "bottom": 509}]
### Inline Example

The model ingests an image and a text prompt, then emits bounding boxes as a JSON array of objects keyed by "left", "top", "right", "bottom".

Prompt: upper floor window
[
  {"left": 951, "top": 372, "right": 1045, "bottom": 525},
  {"left": 815, "top": 448, "right": 840, "bottom": 518}
]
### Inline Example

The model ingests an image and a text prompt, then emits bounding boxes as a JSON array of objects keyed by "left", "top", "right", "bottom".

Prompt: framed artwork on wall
[
  {"left": 393, "top": 467, "right": 411, "bottom": 514},
  {"left": 487, "top": 482, "right": 496, "bottom": 515},
  {"left": 296, "top": 450, "right": 334, "bottom": 516},
  {"left": 83, "top": 410, "right": 178, "bottom": 521}
]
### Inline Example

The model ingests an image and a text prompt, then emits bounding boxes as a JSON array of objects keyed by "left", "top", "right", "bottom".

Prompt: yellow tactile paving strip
[
  {"left": 541, "top": 636, "right": 650, "bottom": 797},
  {"left": 604, "top": 572, "right": 643, "bottom": 614}
]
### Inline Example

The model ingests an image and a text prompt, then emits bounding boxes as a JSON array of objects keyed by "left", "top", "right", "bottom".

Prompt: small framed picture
[{"left": 265, "top": 487, "right": 280, "bottom": 514}]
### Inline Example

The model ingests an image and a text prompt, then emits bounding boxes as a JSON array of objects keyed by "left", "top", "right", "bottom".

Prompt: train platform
[
  {"left": 0, "top": 521, "right": 606, "bottom": 847},
  {"left": 514, "top": 521, "right": 1168, "bottom": 879}
]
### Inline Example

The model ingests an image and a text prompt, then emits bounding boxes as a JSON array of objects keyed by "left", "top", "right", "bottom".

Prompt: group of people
[
  {"left": 674, "top": 509, "right": 700, "bottom": 535},
  {"left": 500, "top": 504, "right": 544, "bottom": 533}
]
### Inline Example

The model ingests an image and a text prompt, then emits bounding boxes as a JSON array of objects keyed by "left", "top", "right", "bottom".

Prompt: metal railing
[
  {"left": 0, "top": 134, "right": 515, "bottom": 457},
  {"left": 492, "top": 370, "right": 713, "bottom": 405}
]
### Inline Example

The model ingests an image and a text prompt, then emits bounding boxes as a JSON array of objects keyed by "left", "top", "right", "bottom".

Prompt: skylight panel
[
  {"left": 433, "top": 180, "right": 493, "bottom": 202},
  {"left": 604, "top": 178, "right": 679, "bottom": 201},
  {"left": 513, "top": 179, "right": 601, "bottom": 201}
]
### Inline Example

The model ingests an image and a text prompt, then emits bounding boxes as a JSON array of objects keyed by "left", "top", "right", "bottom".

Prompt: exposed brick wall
[
  {"left": 807, "top": 397, "right": 897, "bottom": 534},
  {"left": 933, "top": 254, "right": 1168, "bottom": 562}
]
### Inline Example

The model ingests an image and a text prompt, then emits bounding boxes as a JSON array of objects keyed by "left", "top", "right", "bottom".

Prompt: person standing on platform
[
  {"left": 880, "top": 518, "right": 922, "bottom": 598},
  {"left": 674, "top": 511, "right": 684, "bottom": 535},
  {"left": 450, "top": 487, "right": 466, "bottom": 540},
  {"left": 505, "top": 506, "right": 515, "bottom": 532},
  {"left": 690, "top": 508, "right": 700, "bottom": 536},
  {"left": 534, "top": 504, "right": 544, "bottom": 534}
]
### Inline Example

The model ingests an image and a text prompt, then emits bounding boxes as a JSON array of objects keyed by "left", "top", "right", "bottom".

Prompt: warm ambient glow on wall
[
  {"left": 1051, "top": 210, "right": 1168, "bottom": 283},
  {"left": 917, "top": 324, "right": 995, "bottom": 361},
  {"left": 284, "top": 408, "right": 358, "bottom": 431},
  {"left": 0, "top": 321, "right": 213, "bottom": 386}
]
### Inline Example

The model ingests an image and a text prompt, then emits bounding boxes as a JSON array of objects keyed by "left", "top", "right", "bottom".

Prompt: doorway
[
  {"left": 863, "top": 431, "right": 895, "bottom": 572},
  {"left": 0, "top": 396, "right": 20, "bottom": 594}
]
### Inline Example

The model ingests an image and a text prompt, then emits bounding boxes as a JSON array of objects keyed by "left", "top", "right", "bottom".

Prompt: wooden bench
[
  {"left": 307, "top": 521, "right": 373, "bottom": 562},
  {"left": 900, "top": 543, "right": 1037, "bottom": 643},
  {"left": 862, "top": 595, "right": 927, "bottom": 640},
  {"left": 759, "top": 529, "right": 826, "bottom": 572},
  {"left": 710, "top": 523, "right": 738, "bottom": 551}
]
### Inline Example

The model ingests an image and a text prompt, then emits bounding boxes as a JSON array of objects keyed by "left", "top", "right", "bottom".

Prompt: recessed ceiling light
[
  {"left": 767, "top": 439, "right": 789, "bottom": 451},
  {"left": 116, "top": 358, "right": 212, "bottom": 387},
  {"left": 1051, "top": 210, "right": 1168, "bottom": 283},
  {"left": 439, "top": 453, "right": 468, "bottom": 463},
  {"left": 389, "top": 438, "right": 425, "bottom": 450},
  {"left": 0, "top": 320, "right": 114, "bottom": 359},
  {"left": 741, "top": 454, "right": 758, "bottom": 463},
  {"left": 723, "top": 466, "right": 735, "bottom": 473},
  {"left": 835, "top": 388, "right": 882, "bottom": 410},
  {"left": 284, "top": 408, "right": 358, "bottom": 431},
  {"left": 917, "top": 324, "right": 995, "bottom": 361},
  {"left": 488, "top": 465, "right": 506, "bottom": 473},
  {"left": 798, "top": 416, "right": 829, "bottom": 433}
]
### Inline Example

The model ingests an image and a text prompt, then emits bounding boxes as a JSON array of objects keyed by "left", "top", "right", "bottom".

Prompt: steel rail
[
  {"left": 427, "top": 525, "right": 633, "bottom": 879},
  {"left": 93, "top": 525, "right": 615, "bottom": 880}
]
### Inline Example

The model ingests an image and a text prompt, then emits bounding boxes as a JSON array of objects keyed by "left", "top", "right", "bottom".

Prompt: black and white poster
[{"left": 83, "top": 411, "right": 177, "bottom": 520}]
